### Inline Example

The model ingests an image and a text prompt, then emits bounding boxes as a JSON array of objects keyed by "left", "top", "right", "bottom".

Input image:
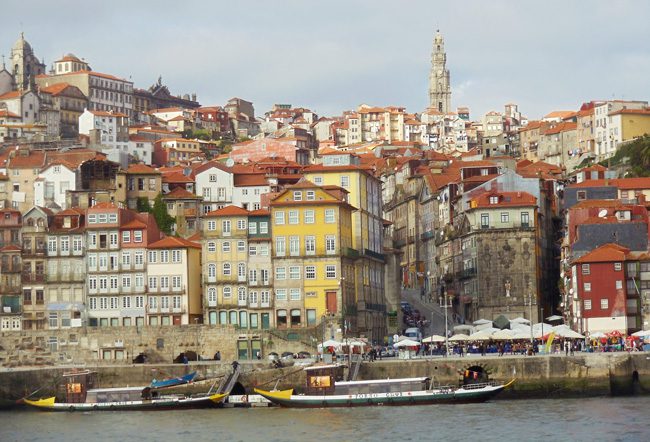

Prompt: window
[
  {"left": 275, "top": 267, "right": 286, "bottom": 280},
  {"left": 326, "top": 235, "right": 336, "bottom": 254},
  {"left": 237, "top": 241, "right": 246, "bottom": 252},
  {"left": 576, "top": 191, "right": 587, "bottom": 201},
  {"left": 148, "top": 277, "right": 157, "bottom": 289},
  {"left": 293, "top": 191, "right": 302, "bottom": 201},
  {"left": 60, "top": 237, "right": 69, "bottom": 252},
  {"left": 160, "top": 276, "right": 169, "bottom": 290},
  {"left": 135, "top": 252, "right": 144, "bottom": 265},
  {"left": 237, "top": 219, "right": 246, "bottom": 230},
  {"left": 48, "top": 237, "right": 57, "bottom": 253},
  {"left": 289, "top": 266, "right": 301, "bottom": 279},
  {"left": 615, "top": 280, "right": 623, "bottom": 290},
  {"left": 288, "top": 210, "right": 299, "bottom": 225},
  {"left": 122, "top": 296, "right": 131, "bottom": 308},
  {"left": 222, "top": 241, "right": 231, "bottom": 252},
  {"left": 207, "top": 241, "right": 216, "bottom": 252},
  {"left": 521, "top": 212, "right": 530, "bottom": 227},
  {"left": 325, "top": 209, "right": 335, "bottom": 223},
  {"left": 340, "top": 176, "right": 349, "bottom": 188},
  {"left": 313, "top": 176, "right": 323, "bottom": 185},
  {"left": 600, "top": 298, "right": 608, "bottom": 309},
  {"left": 122, "top": 231, "right": 131, "bottom": 243},
  {"left": 614, "top": 262, "right": 622, "bottom": 271},
  {"left": 305, "top": 266, "right": 316, "bottom": 279},
  {"left": 304, "top": 210, "right": 315, "bottom": 224},
  {"left": 249, "top": 269, "right": 257, "bottom": 284},
  {"left": 584, "top": 282, "right": 591, "bottom": 292},
  {"left": 305, "top": 236, "right": 315, "bottom": 255},
  {"left": 133, "top": 230, "right": 142, "bottom": 242},
  {"left": 249, "top": 245, "right": 257, "bottom": 256},
  {"left": 289, "top": 236, "right": 300, "bottom": 256},
  {"left": 248, "top": 222, "right": 257, "bottom": 235},
  {"left": 275, "top": 289, "right": 287, "bottom": 301},
  {"left": 222, "top": 263, "right": 231, "bottom": 276},
  {"left": 148, "top": 251, "right": 157, "bottom": 263},
  {"left": 172, "top": 276, "right": 181, "bottom": 289},
  {"left": 160, "top": 250, "right": 169, "bottom": 263},
  {"left": 222, "top": 220, "right": 231, "bottom": 235},
  {"left": 259, "top": 222, "right": 268, "bottom": 234},
  {"left": 274, "top": 211, "right": 285, "bottom": 225},
  {"left": 238, "top": 262, "right": 246, "bottom": 279},
  {"left": 326, "top": 265, "right": 336, "bottom": 279},
  {"left": 480, "top": 214, "right": 489, "bottom": 228},
  {"left": 238, "top": 287, "right": 247, "bottom": 303},
  {"left": 582, "top": 264, "right": 590, "bottom": 275},
  {"left": 584, "top": 299, "right": 592, "bottom": 310},
  {"left": 306, "top": 190, "right": 315, "bottom": 201},
  {"left": 207, "top": 220, "right": 216, "bottom": 231},
  {"left": 122, "top": 275, "right": 131, "bottom": 288},
  {"left": 290, "top": 289, "right": 301, "bottom": 301},
  {"left": 89, "top": 297, "right": 97, "bottom": 310},
  {"left": 275, "top": 237, "right": 286, "bottom": 256},
  {"left": 110, "top": 276, "right": 118, "bottom": 289},
  {"left": 208, "top": 287, "right": 217, "bottom": 305},
  {"left": 500, "top": 213, "right": 509, "bottom": 223},
  {"left": 489, "top": 196, "right": 499, "bottom": 204}
]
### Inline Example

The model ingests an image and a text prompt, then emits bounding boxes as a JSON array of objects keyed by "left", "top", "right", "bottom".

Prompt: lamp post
[
  {"left": 439, "top": 282, "right": 451, "bottom": 356},
  {"left": 527, "top": 287, "right": 534, "bottom": 346}
]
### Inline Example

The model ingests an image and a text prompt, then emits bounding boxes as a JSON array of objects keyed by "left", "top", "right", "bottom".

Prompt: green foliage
[
  {"left": 152, "top": 193, "right": 175, "bottom": 235},
  {"left": 136, "top": 197, "right": 152, "bottom": 213},
  {"left": 604, "top": 134, "right": 650, "bottom": 177}
]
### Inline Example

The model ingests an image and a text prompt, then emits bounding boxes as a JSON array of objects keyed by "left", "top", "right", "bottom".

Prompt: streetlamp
[{"left": 527, "top": 287, "right": 534, "bottom": 347}]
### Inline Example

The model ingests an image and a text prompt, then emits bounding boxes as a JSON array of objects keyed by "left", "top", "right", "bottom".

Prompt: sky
[{"left": 2, "top": 0, "right": 649, "bottom": 120}]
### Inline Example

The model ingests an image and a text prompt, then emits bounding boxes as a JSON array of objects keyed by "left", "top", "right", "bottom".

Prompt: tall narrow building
[
  {"left": 10, "top": 33, "right": 46, "bottom": 91},
  {"left": 428, "top": 30, "right": 451, "bottom": 114}
]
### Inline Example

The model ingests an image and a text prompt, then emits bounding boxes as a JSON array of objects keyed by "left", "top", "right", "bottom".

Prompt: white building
[
  {"left": 194, "top": 161, "right": 234, "bottom": 214},
  {"left": 0, "top": 90, "right": 41, "bottom": 125},
  {"left": 78, "top": 108, "right": 128, "bottom": 151},
  {"left": 128, "top": 136, "right": 154, "bottom": 165},
  {"left": 232, "top": 174, "right": 271, "bottom": 211},
  {"left": 34, "top": 161, "right": 76, "bottom": 209}
]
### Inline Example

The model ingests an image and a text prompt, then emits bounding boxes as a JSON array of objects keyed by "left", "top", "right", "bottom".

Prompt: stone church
[{"left": 428, "top": 30, "right": 451, "bottom": 114}]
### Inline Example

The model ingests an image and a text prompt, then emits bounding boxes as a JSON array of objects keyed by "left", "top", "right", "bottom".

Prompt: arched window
[
  {"left": 222, "top": 286, "right": 232, "bottom": 298},
  {"left": 207, "top": 264, "right": 216, "bottom": 277},
  {"left": 238, "top": 286, "right": 247, "bottom": 304},
  {"left": 207, "top": 287, "right": 216, "bottom": 304},
  {"left": 222, "top": 262, "right": 231, "bottom": 276}
]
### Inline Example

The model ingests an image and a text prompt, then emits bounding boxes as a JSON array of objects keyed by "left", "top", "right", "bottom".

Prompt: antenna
[
  {"left": 598, "top": 209, "right": 607, "bottom": 218},
  {"left": 225, "top": 158, "right": 234, "bottom": 168}
]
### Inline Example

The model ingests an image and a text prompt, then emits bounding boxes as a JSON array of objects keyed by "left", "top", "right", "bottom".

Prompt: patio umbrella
[
  {"left": 631, "top": 330, "right": 650, "bottom": 337},
  {"left": 422, "top": 335, "right": 446, "bottom": 343},
  {"left": 321, "top": 339, "right": 342, "bottom": 347},
  {"left": 589, "top": 331, "right": 606, "bottom": 339},
  {"left": 394, "top": 338, "right": 421, "bottom": 348},
  {"left": 473, "top": 319, "right": 492, "bottom": 325},
  {"left": 554, "top": 327, "right": 584, "bottom": 339},
  {"left": 510, "top": 317, "right": 531, "bottom": 325},
  {"left": 512, "top": 329, "right": 534, "bottom": 340},
  {"left": 449, "top": 333, "right": 471, "bottom": 342},
  {"left": 468, "top": 330, "right": 492, "bottom": 341},
  {"left": 492, "top": 329, "right": 516, "bottom": 340}
]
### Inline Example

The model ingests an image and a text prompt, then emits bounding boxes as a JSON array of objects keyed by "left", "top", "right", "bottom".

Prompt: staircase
[
  {"left": 217, "top": 363, "right": 242, "bottom": 394},
  {"left": 347, "top": 354, "right": 362, "bottom": 381}
]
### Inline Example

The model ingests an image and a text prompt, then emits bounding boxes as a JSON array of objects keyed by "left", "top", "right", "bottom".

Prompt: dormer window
[
  {"left": 306, "top": 191, "right": 315, "bottom": 201},
  {"left": 293, "top": 191, "right": 302, "bottom": 201},
  {"left": 489, "top": 196, "right": 499, "bottom": 205}
]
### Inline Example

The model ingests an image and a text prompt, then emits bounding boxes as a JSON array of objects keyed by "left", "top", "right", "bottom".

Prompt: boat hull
[
  {"left": 254, "top": 382, "right": 511, "bottom": 408},
  {"left": 150, "top": 371, "right": 197, "bottom": 389},
  {"left": 23, "top": 393, "right": 227, "bottom": 412}
]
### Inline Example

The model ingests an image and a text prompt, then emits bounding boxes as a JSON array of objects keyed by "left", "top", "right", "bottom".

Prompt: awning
[{"left": 47, "top": 302, "right": 83, "bottom": 311}]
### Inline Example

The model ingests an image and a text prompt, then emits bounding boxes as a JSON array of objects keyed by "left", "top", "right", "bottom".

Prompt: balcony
[
  {"left": 0, "top": 264, "right": 22, "bottom": 273},
  {"left": 421, "top": 231, "right": 435, "bottom": 240},
  {"left": 22, "top": 246, "right": 47, "bottom": 256},
  {"left": 22, "top": 273, "right": 46, "bottom": 284},
  {"left": 46, "top": 272, "right": 86, "bottom": 283},
  {"left": 343, "top": 247, "right": 360, "bottom": 259},
  {"left": 459, "top": 268, "right": 477, "bottom": 279}
]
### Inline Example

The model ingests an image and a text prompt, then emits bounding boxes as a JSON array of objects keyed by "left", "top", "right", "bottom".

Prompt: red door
[{"left": 326, "top": 291, "right": 337, "bottom": 314}]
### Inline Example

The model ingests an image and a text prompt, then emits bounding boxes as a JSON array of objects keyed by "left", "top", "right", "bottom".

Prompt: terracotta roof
[
  {"left": 544, "top": 111, "right": 574, "bottom": 119},
  {"left": 0, "top": 109, "right": 20, "bottom": 118},
  {"left": 204, "top": 205, "right": 249, "bottom": 217},
  {"left": 470, "top": 191, "right": 537, "bottom": 208},
  {"left": 39, "top": 82, "right": 74, "bottom": 96},
  {"left": 163, "top": 187, "right": 199, "bottom": 199},
  {"left": 609, "top": 108, "right": 650, "bottom": 116},
  {"left": 120, "top": 219, "right": 148, "bottom": 229},
  {"left": 148, "top": 236, "right": 200, "bottom": 249},
  {"left": 162, "top": 171, "right": 194, "bottom": 183},
  {"left": 61, "top": 70, "right": 130, "bottom": 83},
  {"left": 8, "top": 150, "right": 46, "bottom": 169},
  {"left": 186, "top": 232, "right": 201, "bottom": 242},
  {"left": 571, "top": 199, "right": 630, "bottom": 209},
  {"left": 47, "top": 149, "right": 104, "bottom": 168},
  {"left": 87, "top": 110, "right": 128, "bottom": 118},
  {"left": 0, "top": 244, "right": 21, "bottom": 252},
  {"left": 234, "top": 174, "right": 268, "bottom": 187},
  {"left": 569, "top": 178, "right": 650, "bottom": 190},
  {"left": 574, "top": 243, "right": 630, "bottom": 264},
  {"left": 126, "top": 163, "right": 159, "bottom": 174},
  {"left": 89, "top": 202, "right": 117, "bottom": 210},
  {"left": 249, "top": 209, "right": 270, "bottom": 216},
  {"left": 0, "top": 91, "right": 22, "bottom": 100},
  {"left": 543, "top": 122, "right": 577, "bottom": 135}
]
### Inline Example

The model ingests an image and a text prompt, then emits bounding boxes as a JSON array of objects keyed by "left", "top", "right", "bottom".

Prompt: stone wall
[{"left": 0, "top": 325, "right": 314, "bottom": 368}]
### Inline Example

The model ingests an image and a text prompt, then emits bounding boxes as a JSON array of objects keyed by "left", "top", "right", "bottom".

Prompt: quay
[{"left": 1, "top": 352, "right": 649, "bottom": 405}]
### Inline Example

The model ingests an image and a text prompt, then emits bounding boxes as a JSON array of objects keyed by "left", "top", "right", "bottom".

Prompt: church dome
[
  {"left": 12, "top": 33, "right": 32, "bottom": 52},
  {"left": 58, "top": 53, "right": 81, "bottom": 63}
]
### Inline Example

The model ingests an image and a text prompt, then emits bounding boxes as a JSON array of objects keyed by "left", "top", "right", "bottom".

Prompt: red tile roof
[
  {"left": 162, "top": 171, "right": 194, "bottom": 183},
  {"left": 471, "top": 191, "right": 537, "bottom": 208},
  {"left": 234, "top": 174, "right": 268, "bottom": 187},
  {"left": 204, "top": 205, "right": 249, "bottom": 217},
  {"left": 39, "top": 82, "right": 73, "bottom": 96},
  {"left": 0, "top": 91, "right": 22, "bottom": 100},
  {"left": 148, "top": 236, "right": 200, "bottom": 249},
  {"left": 120, "top": 219, "right": 148, "bottom": 229},
  {"left": 126, "top": 163, "right": 159, "bottom": 174},
  {"left": 568, "top": 177, "right": 650, "bottom": 190},
  {"left": 574, "top": 243, "right": 630, "bottom": 264},
  {"left": 0, "top": 109, "right": 21, "bottom": 118},
  {"left": 609, "top": 108, "right": 650, "bottom": 116},
  {"left": 249, "top": 209, "right": 270, "bottom": 216},
  {"left": 163, "top": 187, "right": 199, "bottom": 199},
  {"left": 8, "top": 150, "right": 46, "bottom": 169}
]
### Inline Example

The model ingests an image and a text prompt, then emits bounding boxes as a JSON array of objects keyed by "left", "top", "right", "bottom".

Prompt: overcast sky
[{"left": 2, "top": 1, "right": 649, "bottom": 120}]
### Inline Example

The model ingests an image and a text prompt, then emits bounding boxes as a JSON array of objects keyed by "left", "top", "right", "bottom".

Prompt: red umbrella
[{"left": 607, "top": 330, "right": 623, "bottom": 338}]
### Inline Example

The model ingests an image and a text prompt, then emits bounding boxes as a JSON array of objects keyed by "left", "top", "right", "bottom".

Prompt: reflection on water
[{"left": 1, "top": 397, "right": 649, "bottom": 442}]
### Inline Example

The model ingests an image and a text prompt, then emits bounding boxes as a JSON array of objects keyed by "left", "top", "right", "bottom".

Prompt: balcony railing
[
  {"left": 343, "top": 247, "right": 360, "bottom": 259},
  {"left": 22, "top": 273, "right": 46, "bottom": 283},
  {"left": 0, "top": 264, "right": 22, "bottom": 273},
  {"left": 364, "top": 248, "right": 385, "bottom": 262}
]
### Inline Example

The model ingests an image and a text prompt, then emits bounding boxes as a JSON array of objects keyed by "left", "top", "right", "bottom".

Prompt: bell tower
[{"left": 428, "top": 30, "right": 451, "bottom": 114}]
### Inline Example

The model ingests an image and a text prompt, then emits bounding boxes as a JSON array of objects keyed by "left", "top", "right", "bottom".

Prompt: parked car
[
  {"left": 281, "top": 351, "right": 295, "bottom": 361},
  {"left": 404, "top": 327, "right": 423, "bottom": 342},
  {"left": 400, "top": 301, "right": 412, "bottom": 313},
  {"left": 267, "top": 352, "right": 279, "bottom": 361}
]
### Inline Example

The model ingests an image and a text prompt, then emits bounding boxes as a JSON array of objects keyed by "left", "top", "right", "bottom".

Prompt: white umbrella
[
  {"left": 560, "top": 329, "right": 585, "bottom": 339},
  {"left": 422, "top": 335, "right": 446, "bottom": 343},
  {"left": 468, "top": 331, "right": 492, "bottom": 341},
  {"left": 449, "top": 333, "right": 471, "bottom": 342},
  {"left": 394, "top": 338, "right": 421, "bottom": 348},
  {"left": 473, "top": 319, "right": 492, "bottom": 325},
  {"left": 631, "top": 330, "right": 650, "bottom": 337},
  {"left": 546, "top": 315, "right": 563, "bottom": 322},
  {"left": 492, "top": 329, "right": 516, "bottom": 340},
  {"left": 320, "top": 339, "right": 342, "bottom": 348},
  {"left": 589, "top": 331, "right": 606, "bottom": 339},
  {"left": 510, "top": 323, "right": 532, "bottom": 332},
  {"left": 346, "top": 340, "right": 368, "bottom": 347},
  {"left": 512, "top": 329, "right": 534, "bottom": 340},
  {"left": 510, "top": 317, "right": 531, "bottom": 325}
]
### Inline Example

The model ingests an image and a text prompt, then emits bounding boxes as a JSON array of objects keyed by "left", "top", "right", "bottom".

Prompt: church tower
[
  {"left": 10, "top": 33, "right": 46, "bottom": 91},
  {"left": 428, "top": 30, "right": 451, "bottom": 114}
]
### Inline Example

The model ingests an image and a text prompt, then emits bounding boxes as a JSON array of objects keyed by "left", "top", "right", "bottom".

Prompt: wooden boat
[
  {"left": 254, "top": 364, "right": 514, "bottom": 408},
  {"left": 23, "top": 369, "right": 227, "bottom": 412},
  {"left": 150, "top": 371, "right": 197, "bottom": 389}
]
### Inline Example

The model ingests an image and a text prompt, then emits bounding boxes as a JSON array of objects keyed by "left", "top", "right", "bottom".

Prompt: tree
[
  {"left": 136, "top": 197, "right": 152, "bottom": 213},
  {"left": 152, "top": 193, "right": 175, "bottom": 235}
]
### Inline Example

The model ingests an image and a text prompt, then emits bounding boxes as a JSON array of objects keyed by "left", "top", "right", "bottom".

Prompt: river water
[{"left": 1, "top": 396, "right": 648, "bottom": 442}]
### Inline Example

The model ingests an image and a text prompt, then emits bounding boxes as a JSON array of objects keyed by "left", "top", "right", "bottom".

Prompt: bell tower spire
[{"left": 428, "top": 30, "right": 451, "bottom": 114}]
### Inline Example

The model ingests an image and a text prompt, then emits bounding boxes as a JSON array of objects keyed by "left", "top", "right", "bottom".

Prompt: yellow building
[
  {"left": 610, "top": 108, "right": 650, "bottom": 142},
  {"left": 270, "top": 179, "right": 356, "bottom": 332},
  {"left": 303, "top": 152, "right": 386, "bottom": 342}
]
